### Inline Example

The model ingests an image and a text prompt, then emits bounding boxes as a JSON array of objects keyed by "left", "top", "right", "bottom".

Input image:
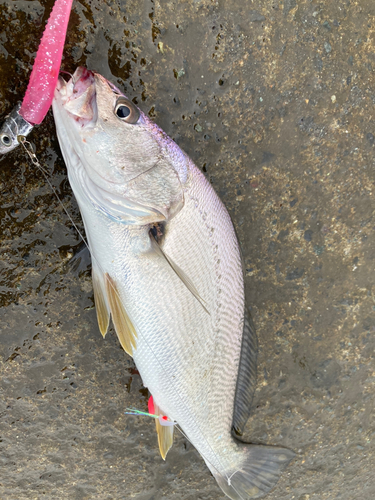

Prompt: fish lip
[
  {"left": 56, "top": 75, "right": 65, "bottom": 91},
  {"left": 55, "top": 74, "right": 70, "bottom": 100},
  {"left": 55, "top": 67, "right": 97, "bottom": 125},
  {"left": 70, "top": 67, "right": 96, "bottom": 98},
  {"left": 55, "top": 67, "right": 96, "bottom": 100}
]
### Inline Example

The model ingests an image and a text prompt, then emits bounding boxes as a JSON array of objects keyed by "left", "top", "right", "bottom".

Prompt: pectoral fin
[
  {"left": 153, "top": 399, "right": 174, "bottom": 460},
  {"left": 150, "top": 233, "right": 209, "bottom": 315},
  {"left": 92, "top": 265, "right": 110, "bottom": 337},
  {"left": 105, "top": 273, "right": 137, "bottom": 356}
]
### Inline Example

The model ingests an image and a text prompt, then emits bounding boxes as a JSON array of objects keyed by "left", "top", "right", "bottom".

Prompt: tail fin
[{"left": 207, "top": 444, "right": 295, "bottom": 500}]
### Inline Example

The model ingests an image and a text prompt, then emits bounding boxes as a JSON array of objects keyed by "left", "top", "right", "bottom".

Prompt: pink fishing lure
[{"left": 19, "top": 0, "right": 73, "bottom": 124}]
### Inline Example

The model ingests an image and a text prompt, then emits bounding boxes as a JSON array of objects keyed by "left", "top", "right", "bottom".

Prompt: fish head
[{"left": 52, "top": 67, "right": 187, "bottom": 225}]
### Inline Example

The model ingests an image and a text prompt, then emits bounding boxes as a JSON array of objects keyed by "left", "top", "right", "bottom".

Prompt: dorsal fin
[
  {"left": 92, "top": 265, "right": 110, "bottom": 337},
  {"left": 153, "top": 399, "right": 174, "bottom": 460},
  {"left": 149, "top": 232, "right": 209, "bottom": 315},
  {"left": 232, "top": 305, "right": 258, "bottom": 437},
  {"left": 105, "top": 273, "right": 137, "bottom": 356}
]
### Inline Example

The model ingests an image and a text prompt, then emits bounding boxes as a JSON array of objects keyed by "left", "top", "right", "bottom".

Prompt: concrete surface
[{"left": 0, "top": 0, "right": 374, "bottom": 499}]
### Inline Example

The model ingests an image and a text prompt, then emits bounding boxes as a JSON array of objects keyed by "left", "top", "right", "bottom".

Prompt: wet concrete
[{"left": 0, "top": 0, "right": 374, "bottom": 499}]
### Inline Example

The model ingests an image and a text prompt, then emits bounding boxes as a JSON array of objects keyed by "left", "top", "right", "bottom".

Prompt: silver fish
[
  {"left": 52, "top": 67, "right": 294, "bottom": 500},
  {"left": 0, "top": 102, "right": 34, "bottom": 154}
]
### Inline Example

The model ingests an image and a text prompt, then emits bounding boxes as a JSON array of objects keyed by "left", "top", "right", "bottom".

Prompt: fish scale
[{"left": 52, "top": 68, "right": 295, "bottom": 500}]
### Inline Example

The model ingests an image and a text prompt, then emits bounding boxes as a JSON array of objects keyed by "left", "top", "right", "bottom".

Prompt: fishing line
[
  {"left": 19, "top": 136, "right": 90, "bottom": 250},
  {"left": 18, "top": 137, "right": 247, "bottom": 498}
]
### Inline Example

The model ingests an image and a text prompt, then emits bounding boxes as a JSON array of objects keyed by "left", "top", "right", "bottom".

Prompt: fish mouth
[{"left": 56, "top": 67, "right": 98, "bottom": 126}]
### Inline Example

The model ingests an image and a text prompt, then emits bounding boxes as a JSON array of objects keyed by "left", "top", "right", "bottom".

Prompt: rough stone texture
[{"left": 0, "top": 0, "right": 374, "bottom": 499}]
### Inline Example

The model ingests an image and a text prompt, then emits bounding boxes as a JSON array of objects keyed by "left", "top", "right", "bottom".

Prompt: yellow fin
[
  {"left": 92, "top": 267, "right": 110, "bottom": 337},
  {"left": 154, "top": 401, "right": 174, "bottom": 460},
  {"left": 105, "top": 273, "right": 137, "bottom": 356}
]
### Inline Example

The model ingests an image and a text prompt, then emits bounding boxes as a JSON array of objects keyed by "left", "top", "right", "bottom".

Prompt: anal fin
[
  {"left": 105, "top": 273, "right": 137, "bottom": 356},
  {"left": 153, "top": 399, "right": 174, "bottom": 460}
]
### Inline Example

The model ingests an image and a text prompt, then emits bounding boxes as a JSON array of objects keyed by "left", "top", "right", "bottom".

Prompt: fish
[{"left": 52, "top": 67, "right": 295, "bottom": 500}]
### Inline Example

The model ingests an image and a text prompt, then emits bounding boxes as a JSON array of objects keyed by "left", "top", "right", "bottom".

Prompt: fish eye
[
  {"left": 1, "top": 134, "right": 11, "bottom": 146},
  {"left": 114, "top": 97, "right": 139, "bottom": 124},
  {"left": 116, "top": 105, "right": 130, "bottom": 118}
]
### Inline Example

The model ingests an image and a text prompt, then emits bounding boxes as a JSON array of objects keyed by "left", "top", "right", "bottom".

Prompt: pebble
[{"left": 324, "top": 42, "right": 332, "bottom": 53}]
